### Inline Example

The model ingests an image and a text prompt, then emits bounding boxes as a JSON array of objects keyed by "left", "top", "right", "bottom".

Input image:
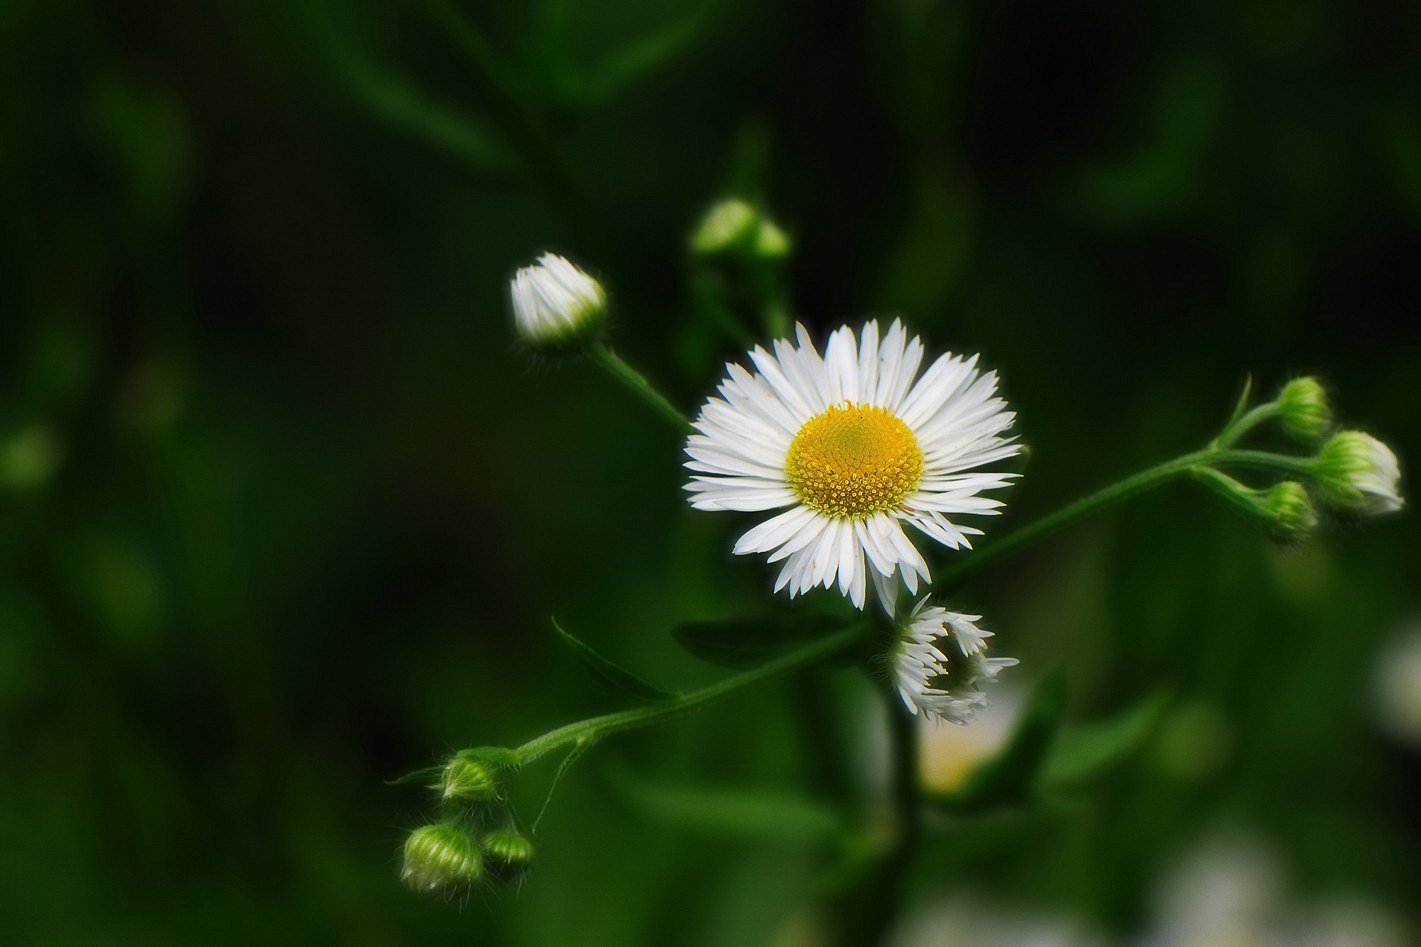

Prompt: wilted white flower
[
  {"left": 509, "top": 253, "right": 607, "bottom": 349},
  {"left": 685, "top": 320, "right": 1019, "bottom": 609},
  {"left": 1313, "top": 431, "right": 1403, "bottom": 515},
  {"left": 892, "top": 599, "right": 1016, "bottom": 725}
]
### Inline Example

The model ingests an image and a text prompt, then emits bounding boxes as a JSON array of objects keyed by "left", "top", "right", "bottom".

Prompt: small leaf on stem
[{"left": 553, "top": 618, "right": 674, "bottom": 702}]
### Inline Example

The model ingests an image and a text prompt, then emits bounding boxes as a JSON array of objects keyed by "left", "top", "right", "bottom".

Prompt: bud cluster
[
  {"left": 690, "top": 198, "right": 791, "bottom": 261},
  {"left": 1203, "top": 377, "right": 1402, "bottom": 539},
  {"left": 400, "top": 747, "right": 534, "bottom": 898}
]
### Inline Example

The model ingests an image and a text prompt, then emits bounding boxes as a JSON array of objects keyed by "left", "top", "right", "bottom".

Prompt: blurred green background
[{"left": 2, "top": 0, "right": 1418, "bottom": 943}]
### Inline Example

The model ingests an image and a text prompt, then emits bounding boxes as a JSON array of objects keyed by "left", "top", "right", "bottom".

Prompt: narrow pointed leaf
[
  {"left": 553, "top": 618, "right": 673, "bottom": 702},
  {"left": 672, "top": 613, "right": 853, "bottom": 669},
  {"left": 1042, "top": 690, "right": 1172, "bottom": 789}
]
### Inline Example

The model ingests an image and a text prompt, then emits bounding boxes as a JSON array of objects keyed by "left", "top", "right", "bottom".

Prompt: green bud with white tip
[
  {"left": 1313, "top": 431, "right": 1404, "bottom": 516},
  {"left": 401, "top": 822, "right": 484, "bottom": 895},
  {"left": 1276, "top": 377, "right": 1331, "bottom": 442}
]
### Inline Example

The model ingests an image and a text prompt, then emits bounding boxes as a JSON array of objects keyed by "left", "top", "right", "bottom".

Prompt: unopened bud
[
  {"left": 401, "top": 822, "right": 483, "bottom": 894},
  {"left": 481, "top": 828, "right": 534, "bottom": 880},
  {"left": 691, "top": 198, "right": 792, "bottom": 261},
  {"left": 436, "top": 747, "right": 516, "bottom": 804},
  {"left": 1276, "top": 377, "right": 1331, "bottom": 442},
  {"left": 1313, "top": 431, "right": 1404, "bottom": 516},
  {"left": 1262, "top": 481, "right": 1317, "bottom": 540},
  {"left": 509, "top": 253, "right": 607, "bottom": 352}
]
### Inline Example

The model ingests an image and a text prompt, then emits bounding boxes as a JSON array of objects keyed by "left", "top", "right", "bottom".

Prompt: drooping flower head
[
  {"left": 685, "top": 321, "right": 1019, "bottom": 608},
  {"left": 509, "top": 253, "right": 607, "bottom": 350},
  {"left": 892, "top": 599, "right": 1016, "bottom": 725}
]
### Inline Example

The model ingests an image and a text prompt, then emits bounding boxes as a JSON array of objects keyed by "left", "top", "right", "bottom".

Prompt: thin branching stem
[{"left": 934, "top": 445, "right": 1319, "bottom": 591}]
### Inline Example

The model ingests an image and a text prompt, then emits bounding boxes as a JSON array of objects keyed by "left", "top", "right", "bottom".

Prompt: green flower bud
[
  {"left": 509, "top": 253, "right": 607, "bottom": 353},
  {"left": 1275, "top": 377, "right": 1331, "bottom": 442},
  {"left": 401, "top": 822, "right": 484, "bottom": 895},
  {"left": 1262, "top": 481, "right": 1317, "bottom": 540},
  {"left": 752, "top": 218, "right": 792, "bottom": 260},
  {"left": 1313, "top": 431, "right": 1404, "bottom": 516},
  {"left": 691, "top": 198, "right": 759, "bottom": 256},
  {"left": 436, "top": 747, "right": 516, "bottom": 804},
  {"left": 481, "top": 828, "right": 534, "bottom": 880},
  {"left": 691, "top": 198, "right": 792, "bottom": 261}
]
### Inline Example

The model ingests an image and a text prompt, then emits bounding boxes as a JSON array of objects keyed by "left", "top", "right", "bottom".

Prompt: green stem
[
  {"left": 933, "top": 450, "right": 1214, "bottom": 590},
  {"left": 514, "top": 624, "right": 866, "bottom": 765},
  {"left": 1214, "top": 448, "right": 1315, "bottom": 477},
  {"left": 588, "top": 343, "right": 694, "bottom": 433},
  {"left": 932, "top": 443, "right": 1322, "bottom": 591},
  {"left": 1213, "top": 403, "right": 1278, "bottom": 449},
  {"left": 836, "top": 685, "right": 923, "bottom": 946}
]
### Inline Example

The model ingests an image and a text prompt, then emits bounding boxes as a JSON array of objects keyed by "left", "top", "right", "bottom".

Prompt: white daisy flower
[
  {"left": 685, "top": 320, "right": 1019, "bottom": 609},
  {"left": 509, "top": 253, "right": 607, "bottom": 349},
  {"left": 893, "top": 599, "right": 1017, "bottom": 726}
]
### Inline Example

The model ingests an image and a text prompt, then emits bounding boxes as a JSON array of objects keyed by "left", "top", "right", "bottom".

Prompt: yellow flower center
[{"left": 785, "top": 403, "right": 923, "bottom": 518}]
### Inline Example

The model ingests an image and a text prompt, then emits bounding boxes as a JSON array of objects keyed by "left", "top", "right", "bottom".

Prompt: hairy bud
[{"left": 401, "top": 823, "right": 484, "bottom": 895}]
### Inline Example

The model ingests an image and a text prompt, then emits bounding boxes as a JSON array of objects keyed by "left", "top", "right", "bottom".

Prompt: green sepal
[{"left": 553, "top": 618, "right": 674, "bottom": 702}]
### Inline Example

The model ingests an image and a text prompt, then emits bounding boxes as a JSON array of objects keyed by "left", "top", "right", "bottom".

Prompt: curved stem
[
  {"left": 1213, "top": 403, "right": 1278, "bottom": 449},
  {"left": 931, "top": 440, "right": 1324, "bottom": 592},
  {"left": 588, "top": 343, "right": 694, "bottom": 433},
  {"left": 933, "top": 450, "right": 1214, "bottom": 590},
  {"left": 514, "top": 624, "right": 866, "bottom": 765}
]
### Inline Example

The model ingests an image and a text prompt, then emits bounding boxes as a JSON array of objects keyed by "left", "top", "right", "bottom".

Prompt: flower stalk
[{"left": 587, "top": 342, "right": 693, "bottom": 433}]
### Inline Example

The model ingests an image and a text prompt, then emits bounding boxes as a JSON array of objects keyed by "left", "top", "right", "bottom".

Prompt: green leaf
[
  {"left": 609, "top": 766, "right": 847, "bottom": 844},
  {"left": 672, "top": 613, "right": 853, "bottom": 669},
  {"left": 932, "top": 671, "right": 1067, "bottom": 814},
  {"left": 1225, "top": 374, "right": 1254, "bottom": 428},
  {"left": 1042, "top": 690, "right": 1172, "bottom": 789},
  {"left": 580, "top": 1, "right": 721, "bottom": 106},
  {"left": 552, "top": 619, "right": 673, "bottom": 702}
]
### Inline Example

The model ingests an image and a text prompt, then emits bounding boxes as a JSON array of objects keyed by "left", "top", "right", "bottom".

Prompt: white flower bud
[
  {"left": 1275, "top": 377, "right": 1331, "bottom": 442},
  {"left": 1313, "top": 431, "right": 1404, "bottom": 515},
  {"left": 509, "top": 253, "right": 607, "bottom": 350}
]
